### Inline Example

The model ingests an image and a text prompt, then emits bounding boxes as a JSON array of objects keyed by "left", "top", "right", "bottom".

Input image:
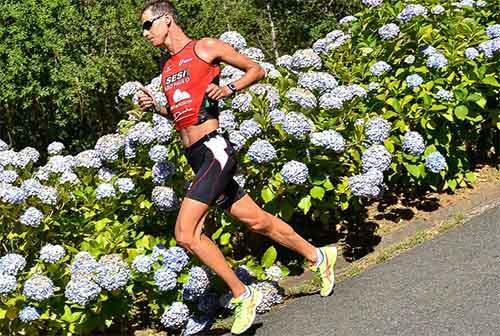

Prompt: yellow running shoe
[
  {"left": 310, "top": 245, "right": 338, "bottom": 297},
  {"left": 230, "top": 286, "right": 263, "bottom": 335}
]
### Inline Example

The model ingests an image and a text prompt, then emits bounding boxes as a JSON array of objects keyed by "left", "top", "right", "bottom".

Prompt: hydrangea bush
[{"left": 1, "top": 0, "right": 499, "bottom": 334}]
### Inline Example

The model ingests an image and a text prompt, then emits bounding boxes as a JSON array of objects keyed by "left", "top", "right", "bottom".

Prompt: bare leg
[
  {"left": 175, "top": 197, "right": 247, "bottom": 298},
  {"left": 226, "top": 195, "right": 319, "bottom": 266}
]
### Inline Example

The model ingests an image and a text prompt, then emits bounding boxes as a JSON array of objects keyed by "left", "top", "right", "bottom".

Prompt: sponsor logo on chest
[{"left": 165, "top": 69, "right": 189, "bottom": 86}]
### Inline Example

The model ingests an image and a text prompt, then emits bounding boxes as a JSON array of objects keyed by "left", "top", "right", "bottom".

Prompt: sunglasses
[{"left": 142, "top": 13, "right": 166, "bottom": 31}]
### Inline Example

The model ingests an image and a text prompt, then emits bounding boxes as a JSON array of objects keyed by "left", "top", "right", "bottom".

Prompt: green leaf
[
  {"left": 405, "top": 164, "right": 421, "bottom": 178},
  {"left": 220, "top": 233, "right": 231, "bottom": 246},
  {"left": 454, "top": 105, "right": 469, "bottom": 120},
  {"left": 298, "top": 195, "right": 312, "bottom": 214},
  {"left": 386, "top": 97, "right": 401, "bottom": 113},
  {"left": 323, "top": 178, "right": 334, "bottom": 191},
  {"left": 481, "top": 76, "right": 500, "bottom": 87},
  {"left": 261, "top": 246, "right": 277, "bottom": 268},
  {"left": 310, "top": 186, "right": 325, "bottom": 200},
  {"left": 261, "top": 187, "right": 275, "bottom": 203},
  {"left": 211, "top": 227, "right": 223, "bottom": 240},
  {"left": 465, "top": 172, "right": 476, "bottom": 183}
]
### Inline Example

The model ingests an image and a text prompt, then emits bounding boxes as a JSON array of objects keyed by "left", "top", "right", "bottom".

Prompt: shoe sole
[
  {"left": 232, "top": 290, "right": 263, "bottom": 335},
  {"left": 321, "top": 245, "right": 337, "bottom": 297}
]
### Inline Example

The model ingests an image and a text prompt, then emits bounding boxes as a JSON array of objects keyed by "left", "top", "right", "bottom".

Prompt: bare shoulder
[{"left": 195, "top": 37, "right": 230, "bottom": 63}]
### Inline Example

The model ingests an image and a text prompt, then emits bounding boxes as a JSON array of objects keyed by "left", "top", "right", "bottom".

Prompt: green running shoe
[
  {"left": 310, "top": 245, "right": 338, "bottom": 297},
  {"left": 230, "top": 286, "right": 263, "bottom": 335}
]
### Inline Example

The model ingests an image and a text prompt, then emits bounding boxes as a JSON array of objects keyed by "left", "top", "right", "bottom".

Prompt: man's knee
[
  {"left": 175, "top": 221, "right": 200, "bottom": 252},
  {"left": 247, "top": 211, "right": 272, "bottom": 233}
]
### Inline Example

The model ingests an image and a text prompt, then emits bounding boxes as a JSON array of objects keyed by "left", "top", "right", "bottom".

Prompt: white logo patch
[
  {"left": 204, "top": 136, "right": 229, "bottom": 169},
  {"left": 178, "top": 58, "right": 193, "bottom": 66},
  {"left": 173, "top": 89, "right": 191, "bottom": 103}
]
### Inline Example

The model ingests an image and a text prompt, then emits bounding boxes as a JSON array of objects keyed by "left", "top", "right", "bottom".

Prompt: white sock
[
  {"left": 237, "top": 285, "right": 251, "bottom": 300},
  {"left": 314, "top": 248, "right": 324, "bottom": 268}
]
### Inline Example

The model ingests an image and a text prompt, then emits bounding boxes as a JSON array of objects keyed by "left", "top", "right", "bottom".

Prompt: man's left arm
[{"left": 197, "top": 38, "right": 266, "bottom": 100}]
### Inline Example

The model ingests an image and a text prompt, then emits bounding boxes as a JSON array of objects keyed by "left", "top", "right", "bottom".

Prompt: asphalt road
[{"left": 232, "top": 204, "right": 500, "bottom": 336}]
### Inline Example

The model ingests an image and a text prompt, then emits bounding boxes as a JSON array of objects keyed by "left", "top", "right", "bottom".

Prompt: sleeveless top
[{"left": 161, "top": 40, "right": 221, "bottom": 130}]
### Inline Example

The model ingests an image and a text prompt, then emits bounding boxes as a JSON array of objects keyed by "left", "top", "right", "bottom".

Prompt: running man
[{"left": 137, "top": 1, "right": 337, "bottom": 334}]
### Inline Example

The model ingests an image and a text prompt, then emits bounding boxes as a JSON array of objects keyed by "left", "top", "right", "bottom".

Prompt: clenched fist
[{"left": 206, "top": 84, "right": 233, "bottom": 100}]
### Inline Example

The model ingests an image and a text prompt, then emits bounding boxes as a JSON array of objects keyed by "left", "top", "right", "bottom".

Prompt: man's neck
[{"left": 164, "top": 30, "right": 192, "bottom": 55}]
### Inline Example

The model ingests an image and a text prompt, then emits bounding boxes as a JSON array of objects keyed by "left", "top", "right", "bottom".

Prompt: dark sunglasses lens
[{"left": 143, "top": 20, "right": 153, "bottom": 31}]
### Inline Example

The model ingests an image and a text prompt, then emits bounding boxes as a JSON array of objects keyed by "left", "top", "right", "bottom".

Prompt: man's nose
[{"left": 143, "top": 29, "right": 149, "bottom": 38}]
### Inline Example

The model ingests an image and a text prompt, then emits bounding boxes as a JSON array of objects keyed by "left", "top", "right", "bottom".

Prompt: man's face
[{"left": 141, "top": 9, "right": 168, "bottom": 47}]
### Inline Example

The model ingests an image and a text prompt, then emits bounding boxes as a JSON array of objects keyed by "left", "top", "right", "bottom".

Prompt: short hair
[{"left": 141, "top": 0, "right": 179, "bottom": 23}]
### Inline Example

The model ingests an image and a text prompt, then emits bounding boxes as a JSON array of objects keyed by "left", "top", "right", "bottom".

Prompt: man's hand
[
  {"left": 206, "top": 84, "right": 233, "bottom": 100},
  {"left": 137, "top": 91, "right": 155, "bottom": 112}
]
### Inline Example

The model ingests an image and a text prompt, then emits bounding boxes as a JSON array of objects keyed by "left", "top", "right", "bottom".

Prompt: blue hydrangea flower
[
  {"left": 291, "top": 49, "right": 322, "bottom": 70},
  {"left": 285, "top": 88, "right": 317, "bottom": 109},
  {"left": 152, "top": 161, "right": 176, "bottom": 185},
  {"left": 75, "top": 150, "right": 102, "bottom": 169},
  {"left": 319, "top": 92, "right": 343, "bottom": 110},
  {"left": 249, "top": 84, "right": 280, "bottom": 110},
  {"left": 397, "top": 4, "right": 428, "bottom": 23},
  {"left": 70, "top": 252, "right": 99, "bottom": 278},
  {"left": 406, "top": 74, "right": 424, "bottom": 89},
  {"left": 421, "top": 45, "right": 438, "bottom": 57},
  {"left": 40, "top": 244, "right": 66, "bottom": 263},
  {"left": 115, "top": 178, "right": 135, "bottom": 193},
  {"left": 183, "top": 266, "right": 211, "bottom": 301},
  {"left": 241, "top": 47, "right": 265, "bottom": 61},
  {"left": 23, "top": 275, "right": 55, "bottom": 301},
  {"left": 280, "top": 161, "right": 309, "bottom": 185},
  {"left": 185, "top": 315, "right": 213, "bottom": 335},
  {"left": 16, "top": 147, "right": 40, "bottom": 167},
  {"left": 0, "top": 253, "right": 26, "bottom": 276},
  {"left": 478, "top": 39, "right": 500, "bottom": 58},
  {"left": 247, "top": 140, "right": 277, "bottom": 163},
  {"left": 228, "top": 131, "right": 247, "bottom": 151},
  {"left": 402, "top": 131, "right": 426, "bottom": 156},
  {"left": 118, "top": 82, "right": 140, "bottom": 99},
  {"left": 127, "top": 122, "right": 156, "bottom": 145},
  {"left": 152, "top": 186, "right": 179, "bottom": 211},
  {"left": 219, "top": 31, "right": 247, "bottom": 51},
  {"left": 60, "top": 171, "right": 80, "bottom": 185},
  {"left": 259, "top": 62, "right": 281, "bottom": 79},
  {"left": 20, "top": 207, "right": 43, "bottom": 227},
  {"left": 161, "top": 302, "right": 190, "bottom": 329},
  {"left": 239, "top": 120, "right": 262, "bottom": 139},
  {"left": 365, "top": 117, "right": 391, "bottom": 144},
  {"left": 276, "top": 55, "right": 293, "bottom": 69},
  {"left": 95, "top": 183, "right": 115, "bottom": 200},
  {"left": 249, "top": 281, "right": 284, "bottom": 314},
  {"left": 0, "top": 273, "right": 17, "bottom": 296},
  {"left": 269, "top": 109, "right": 285, "bottom": 126},
  {"left": 19, "top": 306, "right": 40, "bottom": 322},
  {"left": 361, "top": 0, "right": 383, "bottom": 7},
  {"left": 464, "top": 47, "right": 480, "bottom": 60},
  {"left": 349, "top": 85, "right": 368, "bottom": 99},
  {"left": 427, "top": 53, "right": 448, "bottom": 69},
  {"left": 324, "top": 33, "right": 351, "bottom": 54},
  {"left": 21, "top": 179, "right": 42, "bottom": 197},
  {"left": 65, "top": 274, "right": 101, "bottom": 306},
  {"left": 0, "top": 170, "right": 18, "bottom": 184},
  {"left": 163, "top": 247, "right": 190, "bottom": 273},
  {"left": 378, "top": 23, "right": 400, "bottom": 40},
  {"left": 265, "top": 265, "right": 283, "bottom": 281},
  {"left": 0, "top": 184, "right": 25, "bottom": 204},
  {"left": 425, "top": 151, "right": 447, "bottom": 173},
  {"left": 348, "top": 169, "right": 384, "bottom": 199},
  {"left": 95, "top": 254, "right": 131, "bottom": 291},
  {"left": 298, "top": 72, "right": 338, "bottom": 93},
  {"left": 362, "top": 145, "right": 392, "bottom": 173},
  {"left": 370, "top": 61, "right": 392, "bottom": 76},
  {"left": 436, "top": 89, "right": 453, "bottom": 101},
  {"left": 431, "top": 5, "right": 445, "bottom": 15},
  {"left": 486, "top": 24, "right": 500, "bottom": 39},
  {"left": 94, "top": 134, "right": 124, "bottom": 162},
  {"left": 310, "top": 130, "right": 346, "bottom": 152},
  {"left": 476, "top": 0, "right": 487, "bottom": 7},
  {"left": 99, "top": 167, "right": 116, "bottom": 183},
  {"left": 282, "top": 112, "right": 315, "bottom": 138},
  {"left": 219, "top": 110, "right": 238, "bottom": 131},
  {"left": 0, "top": 139, "right": 9, "bottom": 151},
  {"left": 132, "top": 255, "right": 154, "bottom": 273},
  {"left": 233, "top": 172, "right": 246, "bottom": 189},
  {"left": 232, "top": 93, "right": 253, "bottom": 112},
  {"left": 36, "top": 186, "right": 57, "bottom": 205},
  {"left": 149, "top": 145, "right": 168, "bottom": 163},
  {"left": 153, "top": 119, "right": 174, "bottom": 144},
  {"left": 154, "top": 267, "right": 178, "bottom": 291},
  {"left": 339, "top": 15, "right": 357, "bottom": 25}
]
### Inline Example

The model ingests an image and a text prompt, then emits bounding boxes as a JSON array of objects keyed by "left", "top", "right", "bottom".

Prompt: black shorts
[{"left": 184, "top": 129, "right": 246, "bottom": 209}]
